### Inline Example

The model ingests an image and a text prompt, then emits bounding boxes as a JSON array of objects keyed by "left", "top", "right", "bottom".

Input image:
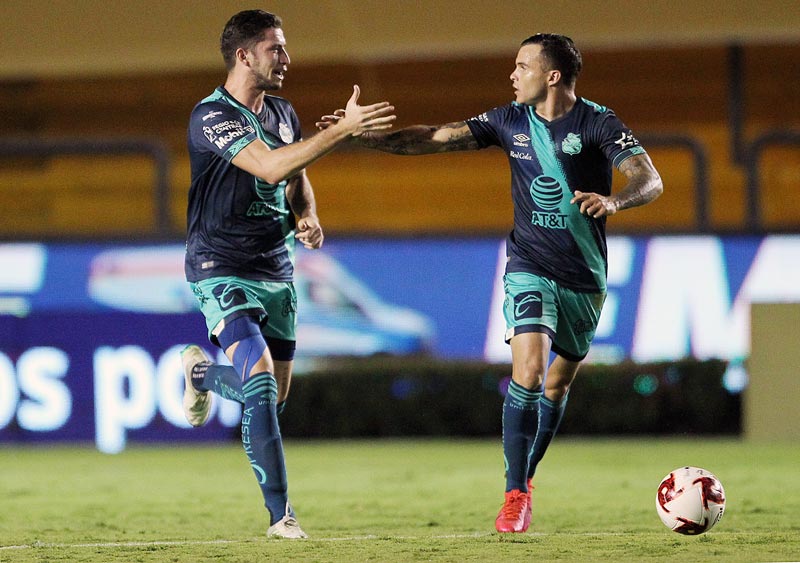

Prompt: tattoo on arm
[
  {"left": 359, "top": 121, "right": 479, "bottom": 155},
  {"left": 614, "top": 154, "right": 663, "bottom": 211}
]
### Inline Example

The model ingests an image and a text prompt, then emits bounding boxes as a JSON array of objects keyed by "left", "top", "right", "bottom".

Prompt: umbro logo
[{"left": 513, "top": 133, "right": 530, "bottom": 147}]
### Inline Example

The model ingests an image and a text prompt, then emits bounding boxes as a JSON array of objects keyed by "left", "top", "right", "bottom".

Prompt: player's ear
[
  {"left": 547, "top": 69, "right": 562, "bottom": 86},
  {"left": 236, "top": 47, "right": 250, "bottom": 67}
]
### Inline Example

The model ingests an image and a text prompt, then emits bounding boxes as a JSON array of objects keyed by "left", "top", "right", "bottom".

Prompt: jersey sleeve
[
  {"left": 189, "top": 102, "right": 258, "bottom": 161},
  {"left": 290, "top": 105, "right": 303, "bottom": 143},
  {"left": 465, "top": 105, "right": 511, "bottom": 149},
  {"left": 594, "top": 110, "right": 647, "bottom": 169}
]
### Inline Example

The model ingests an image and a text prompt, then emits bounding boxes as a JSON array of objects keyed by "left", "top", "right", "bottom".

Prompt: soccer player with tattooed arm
[
  {"left": 180, "top": 10, "right": 395, "bottom": 539},
  {"left": 318, "top": 33, "right": 662, "bottom": 533}
]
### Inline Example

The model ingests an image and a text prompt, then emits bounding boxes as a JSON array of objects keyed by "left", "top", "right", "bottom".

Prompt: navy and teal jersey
[
  {"left": 466, "top": 98, "right": 646, "bottom": 293},
  {"left": 185, "top": 86, "right": 302, "bottom": 283}
]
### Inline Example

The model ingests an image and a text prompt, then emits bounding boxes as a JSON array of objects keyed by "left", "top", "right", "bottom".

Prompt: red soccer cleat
[
  {"left": 526, "top": 479, "right": 535, "bottom": 524},
  {"left": 495, "top": 489, "right": 531, "bottom": 533}
]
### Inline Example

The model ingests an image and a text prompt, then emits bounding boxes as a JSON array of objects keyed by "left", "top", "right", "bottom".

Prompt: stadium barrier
[
  {"left": 745, "top": 303, "right": 800, "bottom": 442},
  {"left": 278, "top": 357, "right": 739, "bottom": 439}
]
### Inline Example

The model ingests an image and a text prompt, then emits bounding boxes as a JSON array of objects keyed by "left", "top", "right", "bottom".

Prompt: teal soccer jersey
[
  {"left": 185, "top": 87, "right": 302, "bottom": 283},
  {"left": 466, "top": 99, "right": 646, "bottom": 293}
]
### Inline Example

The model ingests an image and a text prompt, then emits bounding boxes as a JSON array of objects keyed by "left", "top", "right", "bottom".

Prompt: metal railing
[
  {"left": 0, "top": 136, "right": 173, "bottom": 236},
  {"left": 638, "top": 133, "right": 710, "bottom": 232},
  {"left": 744, "top": 129, "right": 800, "bottom": 233},
  {"left": 7, "top": 131, "right": 800, "bottom": 236}
]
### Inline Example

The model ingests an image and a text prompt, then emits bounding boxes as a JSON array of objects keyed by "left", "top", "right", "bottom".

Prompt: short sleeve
[
  {"left": 595, "top": 111, "right": 647, "bottom": 169},
  {"left": 189, "top": 103, "right": 259, "bottom": 161},
  {"left": 466, "top": 105, "right": 512, "bottom": 149}
]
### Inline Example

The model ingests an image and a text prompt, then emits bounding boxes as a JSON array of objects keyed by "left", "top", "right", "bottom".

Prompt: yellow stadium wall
[{"left": 1, "top": 44, "right": 799, "bottom": 237}]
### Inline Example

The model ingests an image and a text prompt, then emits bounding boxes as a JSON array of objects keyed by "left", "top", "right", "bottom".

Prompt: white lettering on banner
[
  {"left": 485, "top": 235, "right": 800, "bottom": 365},
  {"left": 741, "top": 237, "right": 800, "bottom": 302},
  {"left": 157, "top": 345, "right": 193, "bottom": 429},
  {"left": 153, "top": 346, "right": 242, "bottom": 429},
  {"left": 483, "top": 242, "right": 511, "bottom": 362},
  {"left": 724, "top": 236, "right": 800, "bottom": 359},
  {"left": 94, "top": 346, "right": 158, "bottom": 454},
  {"left": 0, "top": 352, "right": 18, "bottom": 428},
  {"left": 630, "top": 236, "right": 800, "bottom": 362},
  {"left": 595, "top": 237, "right": 634, "bottom": 339},
  {"left": 17, "top": 347, "right": 71, "bottom": 431},
  {"left": 633, "top": 237, "right": 735, "bottom": 361},
  {"left": 0, "top": 344, "right": 241, "bottom": 452},
  {"left": 93, "top": 346, "right": 241, "bottom": 453},
  {"left": 631, "top": 236, "right": 800, "bottom": 362},
  {"left": 0, "top": 243, "right": 46, "bottom": 292}
]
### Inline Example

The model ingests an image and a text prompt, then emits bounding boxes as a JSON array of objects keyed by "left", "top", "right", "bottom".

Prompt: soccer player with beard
[
  {"left": 319, "top": 33, "right": 663, "bottom": 533},
  {"left": 180, "top": 10, "right": 394, "bottom": 539}
]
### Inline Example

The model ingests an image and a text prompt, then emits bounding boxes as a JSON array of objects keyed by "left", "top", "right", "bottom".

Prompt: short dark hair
[
  {"left": 521, "top": 34, "right": 582, "bottom": 87},
  {"left": 220, "top": 10, "right": 283, "bottom": 70}
]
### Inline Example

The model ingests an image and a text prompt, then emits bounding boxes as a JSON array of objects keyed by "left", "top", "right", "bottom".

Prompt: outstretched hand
[
  {"left": 571, "top": 190, "right": 619, "bottom": 218},
  {"left": 316, "top": 85, "right": 395, "bottom": 135},
  {"left": 315, "top": 109, "right": 345, "bottom": 131}
]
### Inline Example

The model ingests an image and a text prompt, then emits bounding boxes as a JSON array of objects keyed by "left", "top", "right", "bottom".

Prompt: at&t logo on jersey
[{"left": 530, "top": 175, "right": 568, "bottom": 229}]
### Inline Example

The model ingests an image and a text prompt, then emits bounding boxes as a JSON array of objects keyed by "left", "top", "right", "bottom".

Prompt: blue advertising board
[{"left": 1, "top": 235, "right": 798, "bottom": 451}]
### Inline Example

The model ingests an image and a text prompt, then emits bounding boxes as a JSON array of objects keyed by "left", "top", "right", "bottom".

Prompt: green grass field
[{"left": 1, "top": 438, "right": 798, "bottom": 562}]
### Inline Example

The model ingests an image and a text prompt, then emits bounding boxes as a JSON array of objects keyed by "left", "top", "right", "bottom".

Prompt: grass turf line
[{"left": 0, "top": 438, "right": 798, "bottom": 562}]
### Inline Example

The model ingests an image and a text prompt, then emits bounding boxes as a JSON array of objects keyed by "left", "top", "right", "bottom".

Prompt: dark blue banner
[{"left": 1, "top": 235, "right": 798, "bottom": 451}]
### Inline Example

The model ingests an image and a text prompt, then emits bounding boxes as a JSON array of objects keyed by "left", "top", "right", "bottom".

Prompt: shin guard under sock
[
  {"left": 527, "top": 393, "right": 568, "bottom": 480},
  {"left": 502, "top": 380, "right": 542, "bottom": 492},
  {"left": 195, "top": 364, "right": 244, "bottom": 404},
  {"left": 241, "top": 371, "right": 290, "bottom": 525}
]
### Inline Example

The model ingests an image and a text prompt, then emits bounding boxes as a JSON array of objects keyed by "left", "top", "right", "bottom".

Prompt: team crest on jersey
[
  {"left": 562, "top": 133, "right": 582, "bottom": 155},
  {"left": 279, "top": 123, "right": 293, "bottom": 143}
]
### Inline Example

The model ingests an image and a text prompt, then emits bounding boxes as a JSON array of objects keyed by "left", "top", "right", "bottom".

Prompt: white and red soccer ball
[{"left": 656, "top": 466, "right": 726, "bottom": 535}]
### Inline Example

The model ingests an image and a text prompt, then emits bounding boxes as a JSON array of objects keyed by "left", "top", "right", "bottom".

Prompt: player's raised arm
[
  {"left": 317, "top": 115, "right": 480, "bottom": 155},
  {"left": 233, "top": 86, "right": 395, "bottom": 184},
  {"left": 571, "top": 153, "right": 663, "bottom": 218},
  {"left": 360, "top": 121, "right": 481, "bottom": 154}
]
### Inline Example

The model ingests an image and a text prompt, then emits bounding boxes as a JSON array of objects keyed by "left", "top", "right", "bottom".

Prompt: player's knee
[
  {"left": 545, "top": 383, "right": 570, "bottom": 402},
  {"left": 513, "top": 358, "right": 546, "bottom": 387},
  {"left": 512, "top": 369, "right": 545, "bottom": 390},
  {"left": 217, "top": 315, "right": 271, "bottom": 379},
  {"left": 233, "top": 335, "right": 270, "bottom": 379}
]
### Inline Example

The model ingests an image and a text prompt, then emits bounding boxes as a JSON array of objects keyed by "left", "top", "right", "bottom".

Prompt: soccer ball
[{"left": 655, "top": 466, "right": 725, "bottom": 535}]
